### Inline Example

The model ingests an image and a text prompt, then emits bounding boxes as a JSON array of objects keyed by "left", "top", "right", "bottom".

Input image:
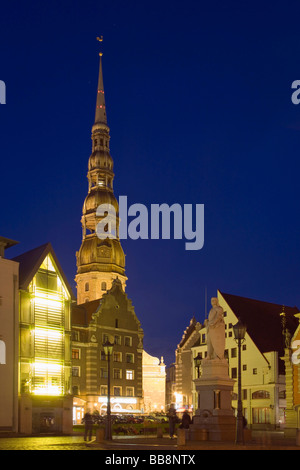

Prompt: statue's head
[{"left": 211, "top": 297, "right": 218, "bottom": 306}]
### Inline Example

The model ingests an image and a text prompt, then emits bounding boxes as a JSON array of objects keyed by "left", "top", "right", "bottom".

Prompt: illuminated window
[
  {"left": 126, "top": 370, "right": 134, "bottom": 380},
  {"left": 29, "top": 254, "right": 71, "bottom": 397},
  {"left": 252, "top": 407, "right": 270, "bottom": 424},
  {"left": 252, "top": 390, "right": 270, "bottom": 399},
  {"left": 72, "top": 349, "right": 80, "bottom": 360}
]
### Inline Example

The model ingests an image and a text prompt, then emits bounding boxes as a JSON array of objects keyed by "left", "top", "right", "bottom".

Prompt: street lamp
[
  {"left": 233, "top": 318, "right": 247, "bottom": 445},
  {"left": 103, "top": 338, "right": 114, "bottom": 440}
]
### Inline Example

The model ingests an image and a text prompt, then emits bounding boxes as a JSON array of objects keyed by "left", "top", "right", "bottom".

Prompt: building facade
[
  {"left": 14, "top": 243, "right": 74, "bottom": 434},
  {"left": 72, "top": 278, "right": 144, "bottom": 421},
  {"left": 282, "top": 312, "right": 300, "bottom": 436},
  {"left": 190, "top": 291, "right": 299, "bottom": 429},
  {"left": 142, "top": 351, "right": 166, "bottom": 414},
  {"left": 0, "top": 237, "right": 19, "bottom": 432},
  {"left": 173, "top": 317, "right": 201, "bottom": 413}
]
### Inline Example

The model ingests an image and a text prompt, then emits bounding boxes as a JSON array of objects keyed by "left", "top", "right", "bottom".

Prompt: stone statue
[{"left": 204, "top": 297, "right": 225, "bottom": 360}]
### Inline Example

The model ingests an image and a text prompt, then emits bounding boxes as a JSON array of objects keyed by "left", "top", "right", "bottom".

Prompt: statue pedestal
[{"left": 190, "top": 359, "right": 236, "bottom": 442}]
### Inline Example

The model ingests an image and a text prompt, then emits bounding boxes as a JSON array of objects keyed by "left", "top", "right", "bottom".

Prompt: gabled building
[
  {"left": 191, "top": 290, "right": 299, "bottom": 429},
  {"left": 71, "top": 278, "right": 144, "bottom": 420},
  {"left": 142, "top": 351, "right": 166, "bottom": 414},
  {"left": 13, "top": 242, "right": 74, "bottom": 434},
  {"left": 172, "top": 317, "right": 202, "bottom": 412}
]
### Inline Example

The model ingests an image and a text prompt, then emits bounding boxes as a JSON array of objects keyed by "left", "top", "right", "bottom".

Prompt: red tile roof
[{"left": 220, "top": 291, "right": 299, "bottom": 362}]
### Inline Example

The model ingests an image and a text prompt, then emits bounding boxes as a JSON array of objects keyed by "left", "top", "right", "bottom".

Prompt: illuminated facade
[
  {"left": 14, "top": 243, "right": 74, "bottom": 434},
  {"left": 282, "top": 312, "right": 300, "bottom": 437},
  {"left": 0, "top": 237, "right": 19, "bottom": 432},
  {"left": 72, "top": 278, "right": 144, "bottom": 421},
  {"left": 75, "top": 52, "right": 126, "bottom": 305},
  {"left": 142, "top": 351, "right": 166, "bottom": 414},
  {"left": 172, "top": 317, "right": 201, "bottom": 412},
  {"left": 190, "top": 291, "right": 299, "bottom": 430}
]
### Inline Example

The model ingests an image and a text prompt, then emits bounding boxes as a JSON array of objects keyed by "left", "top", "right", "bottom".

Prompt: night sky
[{"left": 1, "top": 0, "right": 300, "bottom": 366}]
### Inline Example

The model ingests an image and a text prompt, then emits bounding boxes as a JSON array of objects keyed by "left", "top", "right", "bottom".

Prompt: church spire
[
  {"left": 94, "top": 50, "right": 107, "bottom": 125},
  {"left": 75, "top": 42, "right": 127, "bottom": 305}
]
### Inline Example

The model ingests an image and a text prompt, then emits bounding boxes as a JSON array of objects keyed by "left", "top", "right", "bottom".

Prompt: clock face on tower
[{"left": 97, "top": 243, "right": 111, "bottom": 259}]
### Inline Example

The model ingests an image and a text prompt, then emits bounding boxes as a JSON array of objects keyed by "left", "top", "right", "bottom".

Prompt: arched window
[
  {"left": 252, "top": 390, "right": 270, "bottom": 399},
  {"left": 0, "top": 340, "right": 6, "bottom": 364},
  {"left": 101, "top": 282, "right": 107, "bottom": 291}
]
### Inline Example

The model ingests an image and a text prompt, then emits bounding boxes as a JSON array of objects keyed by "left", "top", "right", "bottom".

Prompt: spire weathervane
[{"left": 96, "top": 36, "right": 103, "bottom": 56}]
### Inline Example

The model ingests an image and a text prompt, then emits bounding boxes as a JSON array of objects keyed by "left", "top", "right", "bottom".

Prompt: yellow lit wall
[{"left": 19, "top": 254, "right": 71, "bottom": 398}]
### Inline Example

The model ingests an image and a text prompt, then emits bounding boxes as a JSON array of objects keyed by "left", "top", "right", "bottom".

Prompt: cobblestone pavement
[{"left": 0, "top": 436, "right": 97, "bottom": 450}]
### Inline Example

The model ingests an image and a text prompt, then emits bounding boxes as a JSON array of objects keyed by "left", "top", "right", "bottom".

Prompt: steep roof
[
  {"left": 12, "top": 242, "right": 75, "bottom": 299},
  {"left": 220, "top": 291, "right": 299, "bottom": 357},
  {"left": 72, "top": 299, "right": 101, "bottom": 327},
  {"left": 178, "top": 316, "right": 199, "bottom": 349}
]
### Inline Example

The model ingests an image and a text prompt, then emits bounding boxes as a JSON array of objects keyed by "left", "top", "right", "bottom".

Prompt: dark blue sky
[{"left": 1, "top": 0, "right": 300, "bottom": 365}]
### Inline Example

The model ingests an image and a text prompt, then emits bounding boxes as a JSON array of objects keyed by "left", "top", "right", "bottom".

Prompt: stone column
[{"left": 190, "top": 359, "right": 236, "bottom": 441}]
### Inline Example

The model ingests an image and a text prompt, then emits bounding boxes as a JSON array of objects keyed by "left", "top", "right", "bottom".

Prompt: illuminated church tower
[{"left": 76, "top": 49, "right": 126, "bottom": 304}]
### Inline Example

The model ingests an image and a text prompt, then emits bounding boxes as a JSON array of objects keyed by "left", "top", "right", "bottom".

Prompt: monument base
[{"left": 190, "top": 358, "right": 236, "bottom": 442}]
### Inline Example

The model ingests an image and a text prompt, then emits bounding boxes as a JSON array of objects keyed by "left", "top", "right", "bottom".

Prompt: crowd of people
[{"left": 82, "top": 406, "right": 193, "bottom": 441}]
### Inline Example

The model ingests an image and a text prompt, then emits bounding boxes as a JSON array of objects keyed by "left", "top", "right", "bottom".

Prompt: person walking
[
  {"left": 167, "top": 404, "right": 177, "bottom": 439},
  {"left": 83, "top": 410, "right": 93, "bottom": 441},
  {"left": 181, "top": 410, "right": 191, "bottom": 429}
]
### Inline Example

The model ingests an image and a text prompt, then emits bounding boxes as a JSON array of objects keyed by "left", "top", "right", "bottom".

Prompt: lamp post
[
  {"left": 103, "top": 338, "right": 114, "bottom": 440},
  {"left": 194, "top": 352, "right": 202, "bottom": 411},
  {"left": 233, "top": 318, "right": 247, "bottom": 445}
]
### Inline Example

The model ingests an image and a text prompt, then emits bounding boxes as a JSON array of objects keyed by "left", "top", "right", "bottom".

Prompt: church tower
[{"left": 75, "top": 49, "right": 127, "bottom": 304}]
